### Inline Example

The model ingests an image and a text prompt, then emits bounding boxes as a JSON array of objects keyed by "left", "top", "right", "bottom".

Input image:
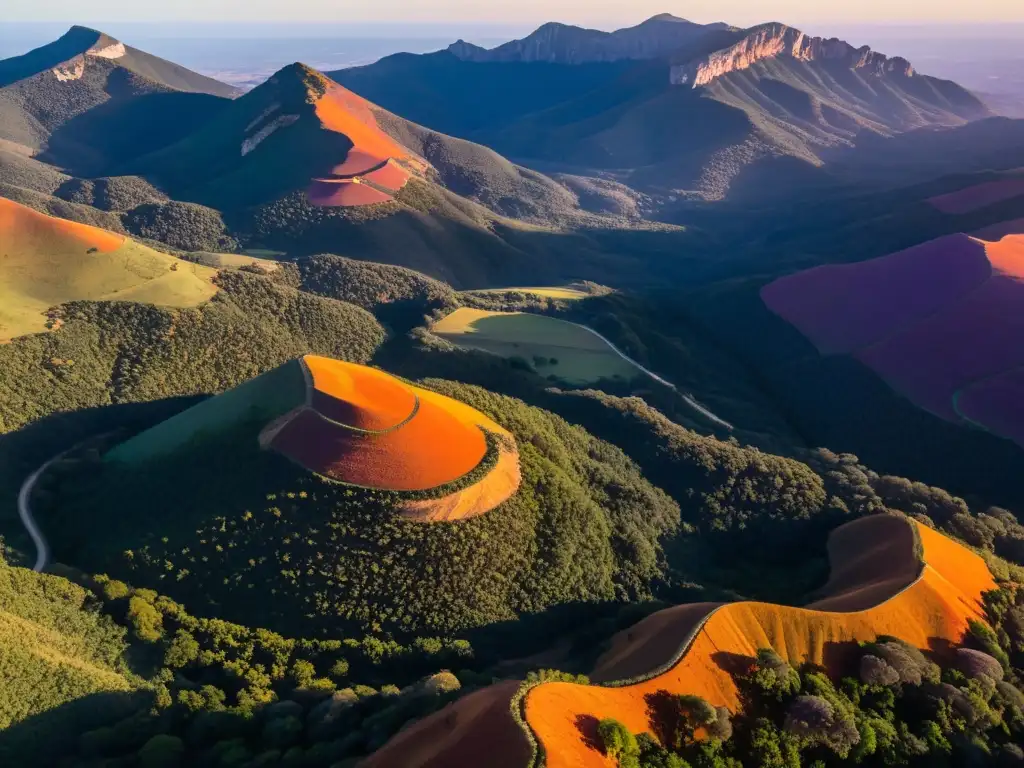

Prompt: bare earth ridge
[{"left": 365, "top": 514, "right": 995, "bottom": 767}]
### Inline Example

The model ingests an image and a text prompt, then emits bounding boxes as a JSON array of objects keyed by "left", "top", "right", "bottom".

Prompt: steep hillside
[
  {"left": 107, "top": 356, "right": 522, "bottom": 520},
  {"left": 130, "top": 63, "right": 421, "bottom": 211},
  {"left": 0, "top": 26, "right": 237, "bottom": 174},
  {"left": 42, "top": 369, "right": 679, "bottom": 636},
  {"left": 0, "top": 553, "right": 140, "bottom": 733},
  {"left": 0, "top": 26, "right": 237, "bottom": 96},
  {"left": 330, "top": 53, "right": 634, "bottom": 138},
  {"left": 491, "top": 24, "right": 987, "bottom": 198},
  {"left": 121, "top": 62, "right": 658, "bottom": 286},
  {"left": 333, "top": 18, "right": 989, "bottom": 202},
  {"left": 678, "top": 166, "right": 1024, "bottom": 509},
  {"left": 0, "top": 196, "right": 217, "bottom": 339},
  {"left": 763, "top": 233, "right": 1024, "bottom": 448},
  {"left": 365, "top": 514, "right": 997, "bottom": 767},
  {"left": 133, "top": 61, "right": 583, "bottom": 227}
]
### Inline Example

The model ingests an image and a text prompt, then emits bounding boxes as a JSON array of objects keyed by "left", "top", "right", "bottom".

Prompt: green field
[
  {"left": 465, "top": 285, "right": 594, "bottom": 300},
  {"left": 191, "top": 251, "right": 282, "bottom": 271},
  {"left": 106, "top": 360, "right": 306, "bottom": 464},
  {"left": 1, "top": 237, "right": 218, "bottom": 340},
  {"left": 241, "top": 248, "right": 287, "bottom": 258},
  {"left": 431, "top": 308, "right": 638, "bottom": 384}
]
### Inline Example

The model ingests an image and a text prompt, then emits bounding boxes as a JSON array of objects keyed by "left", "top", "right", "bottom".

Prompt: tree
[
  {"left": 138, "top": 734, "right": 184, "bottom": 768},
  {"left": 127, "top": 595, "right": 164, "bottom": 643},
  {"left": 263, "top": 715, "right": 303, "bottom": 749},
  {"left": 598, "top": 718, "right": 638, "bottom": 761},
  {"left": 784, "top": 695, "right": 860, "bottom": 758},
  {"left": 163, "top": 630, "right": 200, "bottom": 668},
  {"left": 866, "top": 638, "right": 939, "bottom": 685},
  {"left": 748, "top": 649, "right": 800, "bottom": 699},
  {"left": 859, "top": 654, "right": 900, "bottom": 687},
  {"left": 956, "top": 648, "right": 1004, "bottom": 683}
]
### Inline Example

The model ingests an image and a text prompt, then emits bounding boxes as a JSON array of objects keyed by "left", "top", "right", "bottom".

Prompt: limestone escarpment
[{"left": 672, "top": 23, "right": 914, "bottom": 87}]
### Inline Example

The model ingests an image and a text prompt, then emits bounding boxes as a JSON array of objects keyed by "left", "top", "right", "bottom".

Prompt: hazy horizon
[
  {"left": 5, "top": 0, "right": 1024, "bottom": 26},
  {"left": 2, "top": 15, "right": 1021, "bottom": 97}
]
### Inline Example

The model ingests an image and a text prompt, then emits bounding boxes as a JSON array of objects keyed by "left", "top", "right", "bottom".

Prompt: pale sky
[{"left": 6, "top": 0, "right": 1024, "bottom": 26}]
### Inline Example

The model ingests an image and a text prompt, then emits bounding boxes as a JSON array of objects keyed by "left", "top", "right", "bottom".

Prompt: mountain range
[{"left": 335, "top": 17, "right": 990, "bottom": 200}]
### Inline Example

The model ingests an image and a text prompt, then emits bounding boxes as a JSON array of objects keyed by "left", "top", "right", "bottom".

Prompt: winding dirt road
[
  {"left": 16, "top": 452, "right": 65, "bottom": 572},
  {"left": 579, "top": 324, "right": 735, "bottom": 431}
]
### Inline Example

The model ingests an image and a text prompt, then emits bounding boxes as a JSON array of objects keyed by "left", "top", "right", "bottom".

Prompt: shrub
[
  {"left": 164, "top": 630, "right": 200, "bottom": 668},
  {"left": 138, "top": 734, "right": 185, "bottom": 768},
  {"left": 127, "top": 596, "right": 163, "bottom": 643},
  {"left": 749, "top": 648, "right": 801, "bottom": 698},
  {"left": 956, "top": 648, "right": 1005, "bottom": 682},
  {"left": 262, "top": 715, "right": 303, "bottom": 749},
  {"left": 859, "top": 654, "right": 900, "bottom": 687},
  {"left": 420, "top": 671, "right": 461, "bottom": 696},
  {"left": 785, "top": 695, "right": 860, "bottom": 757},
  {"left": 866, "top": 639, "right": 939, "bottom": 685},
  {"left": 969, "top": 620, "right": 1012, "bottom": 672},
  {"left": 597, "top": 718, "right": 638, "bottom": 760}
]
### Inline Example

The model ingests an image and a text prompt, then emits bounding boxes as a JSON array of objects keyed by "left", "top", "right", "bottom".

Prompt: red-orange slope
[{"left": 365, "top": 515, "right": 996, "bottom": 768}]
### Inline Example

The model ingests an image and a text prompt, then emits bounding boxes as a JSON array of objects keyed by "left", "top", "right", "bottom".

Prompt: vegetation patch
[
  {"left": 431, "top": 308, "right": 638, "bottom": 385},
  {"left": 0, "top": 197, "right": 218, "bottom": 340}
]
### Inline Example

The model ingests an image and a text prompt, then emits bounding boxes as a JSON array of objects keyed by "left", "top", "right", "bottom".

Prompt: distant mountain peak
[
  {"left": 671, "top": 22, "right": 914, "bottom": 87},
  {"left": 267, "top": 62, "right": 333, "bottom": 101},
  {"left": 642, "top": 13, "right": 692, "bottom": 23},
  {"left": 447, "top": 14, "right": 721, "bottom": 65}
]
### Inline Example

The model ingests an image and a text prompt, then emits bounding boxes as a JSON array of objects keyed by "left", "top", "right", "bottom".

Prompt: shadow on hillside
[
  {"left": 463, "top": 600, "right": 661, "bottom": 668},
  {"left": 40, "top": 88, "right": 229, "bottom": 177},
  {"left": 0, "top": 690, "right": 154, "bottom": 767},
  {"left": 0, "top": 397, "right": 203, "bottom": 557},
  {"left": 574, "top": 714, "right": 602, "bottom": 753},
  {"left": 644, "top": 690, "right": 683, "bottom": 749}
]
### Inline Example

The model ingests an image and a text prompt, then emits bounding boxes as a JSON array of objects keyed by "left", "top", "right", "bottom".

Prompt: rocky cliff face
[
  {"left": 49, "top": 32, "right": 126, "bottom": 81},
  {"left": 449, "top": 15, "right": 727, "bottom": 65},
  {"left": 671, "top": 23, "right": 914, "bottom": 87}
]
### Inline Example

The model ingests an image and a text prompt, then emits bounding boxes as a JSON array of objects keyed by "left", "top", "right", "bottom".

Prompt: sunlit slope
[
  {"left": 0, "top": 556, "right": 137, "bottom": 731},
  {"left": 107, "top": 355, "right": 520, "bottom": 520},
  {"left": 432, "top": 308, "right": 637, "bottom": 384},
  {"left": 366, "top": 515, "right": 995, "bottom": 767},
  {"left": 0, "top": 197, "right": 217, "bottom": 339},
  {"left": 132, "top": 64, "right": 421, "bottom": 210},
  {"left": 524, "top": 517, "right": 995, "bottom": 767}
]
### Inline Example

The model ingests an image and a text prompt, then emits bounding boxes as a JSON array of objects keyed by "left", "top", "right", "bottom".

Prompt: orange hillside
[
  {"left": 524, "top": 516, "right": 996, "bottom": 768},
  {"left": 0, "top": 196, "right": 218, "bottom": 340},
  {"left": 314, "top": 85, "right": 413, "bottom": 177},
  {"left": 0, "top": 196, "right": 124, "bottom": 252},
  {"left": 261, "top": 356, "right": 521, "bottom": 518},
  {"left": 365, "top": 515, "right": 996, "bottom": 767}
]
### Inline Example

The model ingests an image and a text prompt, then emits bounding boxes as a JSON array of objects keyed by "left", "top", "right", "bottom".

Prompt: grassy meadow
[{"left": 431, "top": 308, "right": 638, "bottom": 385}]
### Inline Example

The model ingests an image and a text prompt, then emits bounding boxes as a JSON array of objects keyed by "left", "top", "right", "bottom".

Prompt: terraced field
[
  {"left": 431, "top": 308, "right": 638, "bottom": 385},
  {"left": 365, "top": 514, "right": 996, "bottom": 768},
  {"left": 0, "top": 197, "right": 217, "bottom": 340}
]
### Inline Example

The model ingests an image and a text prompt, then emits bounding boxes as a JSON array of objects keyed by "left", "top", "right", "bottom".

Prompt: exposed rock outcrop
[
  {"left": 49, "top": 33, "right": 126, "bottom": 82},
  {"left": 671, "top": 23, "right": 914, "bottom": 87}
]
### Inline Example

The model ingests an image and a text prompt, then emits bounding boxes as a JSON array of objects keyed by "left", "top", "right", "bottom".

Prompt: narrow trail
[
  {"left": 16, "top": 451, "right": 68, "bottom": 572},
  {"left": 579, "top": 324, "right": 735, "bottom": 431},
  {"left": 16, "top": 436, "right": 111, "bottom": 573}
]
